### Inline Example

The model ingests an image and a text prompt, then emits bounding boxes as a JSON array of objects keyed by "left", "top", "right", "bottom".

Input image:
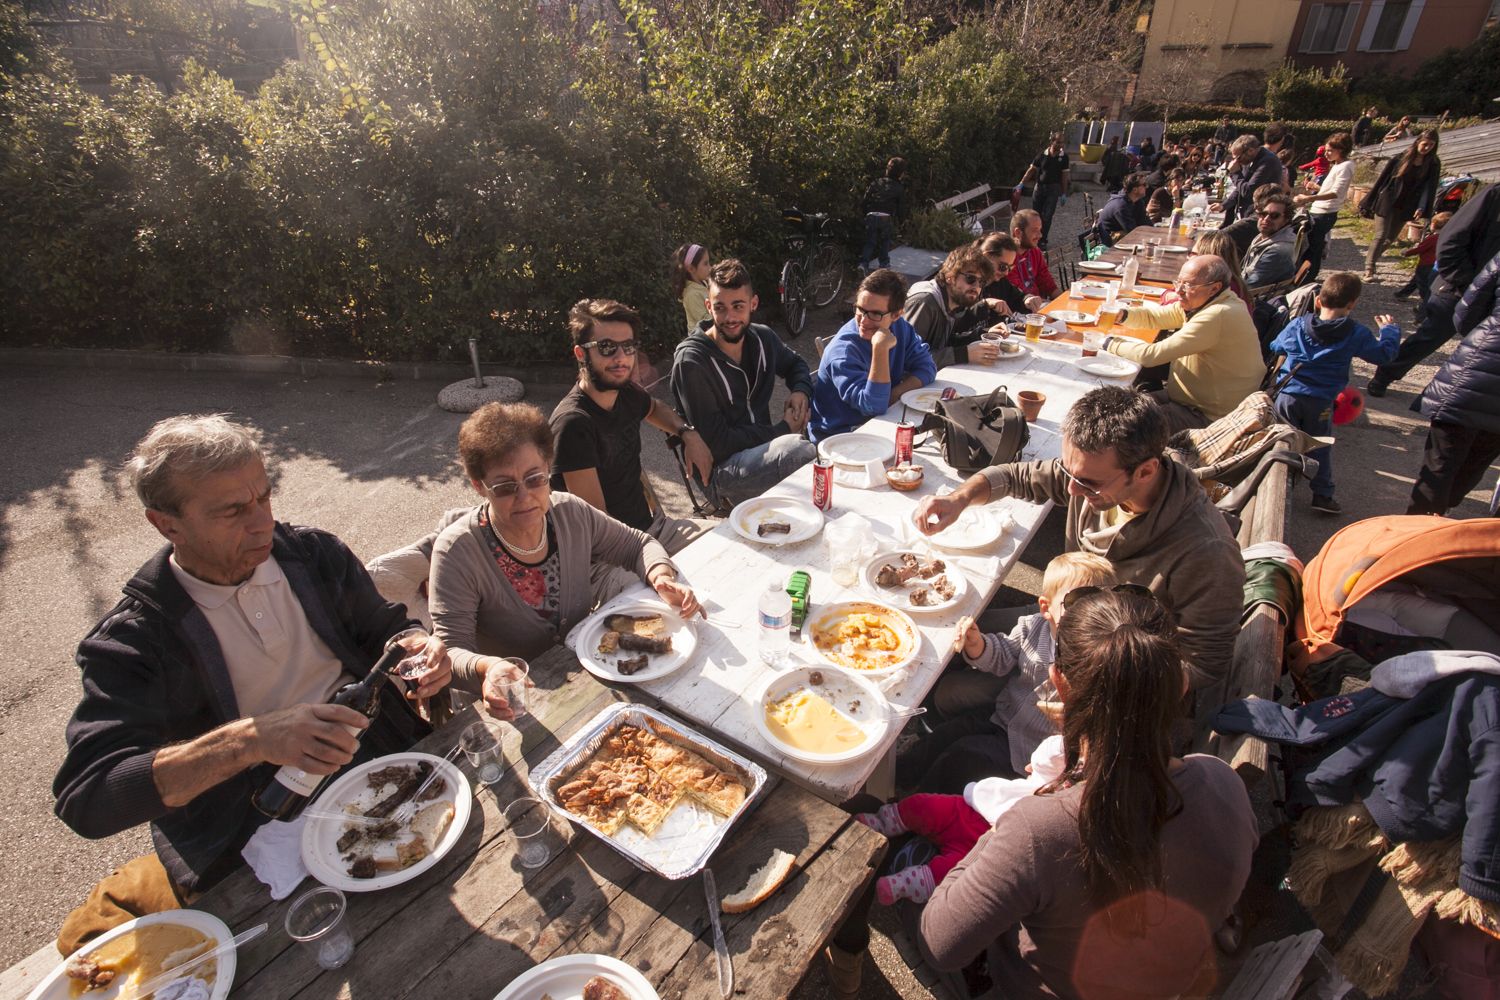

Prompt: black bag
[{"left": 918, "top": 385, "right": 1030, "bottom": 475}]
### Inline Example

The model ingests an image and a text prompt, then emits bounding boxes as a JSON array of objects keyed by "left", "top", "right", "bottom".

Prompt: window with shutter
[
  {"left": 1300, "top": 3, "right": 1361, "bottom": 53},
  {"left": 1368, "top": 0, "right": 1411, "bottom": 49}
]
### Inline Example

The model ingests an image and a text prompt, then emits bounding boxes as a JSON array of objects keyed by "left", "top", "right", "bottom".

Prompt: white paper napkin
[
  {"left": 832, "top": 458, "right": 887, "bottom": 489},
  {"left": 242, "top": 813, "right": 311, "bottom": 900}
]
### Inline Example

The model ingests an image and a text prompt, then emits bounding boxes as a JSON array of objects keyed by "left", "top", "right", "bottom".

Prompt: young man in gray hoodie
[
  {"left": 669, "top": 259, "right": 816, "bottom": 503},
  {"left": 913, "top": 386, "right": 1245, "bottom": 733}
]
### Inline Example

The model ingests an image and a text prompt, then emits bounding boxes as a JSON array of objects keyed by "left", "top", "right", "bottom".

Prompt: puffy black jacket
[
  {"left": 53, "top": 524, "right": 425, "bottom": 894},
  {"left": 1420, "top": 249, "right": 1500, "bottom": 433},
  {"left": 670, "top": 323, "right": 814, "bottom": 465},
  {"left": 1433, "top": 183, "right": 1500, "bottom": 299}
]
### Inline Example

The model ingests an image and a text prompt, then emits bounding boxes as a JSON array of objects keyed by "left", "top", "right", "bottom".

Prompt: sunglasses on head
[
  {"left": 1062, "top": 583, "right": 1157, "bottom": 609},
  {"left": 484, "top": 471, "right": 550, "bottom": 499},
  {"left": 582, "top": 339, "right": 638, "bottom": 358}
]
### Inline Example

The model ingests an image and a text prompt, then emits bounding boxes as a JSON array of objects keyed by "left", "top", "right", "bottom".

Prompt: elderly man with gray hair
[
  {"left": 1215, "top": 134, "right": 1288, "bottom": 223},
  {"left": 1098, "top": 255, "right": 1267, "bottom": 432},
  {"left": 52, "top": 414, "right": 450, "bottom": 949}
]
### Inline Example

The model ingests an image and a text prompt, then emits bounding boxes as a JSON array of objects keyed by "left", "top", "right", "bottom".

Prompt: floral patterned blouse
[{"left": 478, "top": 507, "right": 561, "bottom": 627}]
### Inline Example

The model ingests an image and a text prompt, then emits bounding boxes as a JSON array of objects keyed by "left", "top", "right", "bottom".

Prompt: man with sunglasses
[
  {"left": 904, "top": 244, "right": 1001, "bottom": 368},
  {"left": 549, "top": 299, "right": 712, "bottom": 554},
  {"left": 912, "top": 387, "right": 1244, "bottom": 730},
  {"left": 950, "top": 234, "right": 1049, "bottom": 342},
  {"left": 670, "top": 259, "right": 817, "bottom": 503},
  {"left": 1242, "top": 190, "right": 1297, "bottom": 288},
  {"left": 809, "top": 269, "right": 936, "bottom": 441}
]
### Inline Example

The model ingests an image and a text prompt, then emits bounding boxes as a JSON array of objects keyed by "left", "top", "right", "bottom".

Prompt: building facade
[
  {"left": 1136, "top": 0, "right": 1306, "bottom": 105},
  {"left": 1288, "top": 0, "right": 1496, "bottom": 77}
]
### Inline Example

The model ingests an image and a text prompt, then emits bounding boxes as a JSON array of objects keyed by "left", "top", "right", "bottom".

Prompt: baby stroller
[{"left": 1289, "top": 514, "right": 1500, "bottom": 699}]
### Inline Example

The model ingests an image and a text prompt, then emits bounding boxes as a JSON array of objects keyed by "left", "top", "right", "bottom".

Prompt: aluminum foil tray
[{"left": 530, "top": 702, "right": 768, "bottom": 880}]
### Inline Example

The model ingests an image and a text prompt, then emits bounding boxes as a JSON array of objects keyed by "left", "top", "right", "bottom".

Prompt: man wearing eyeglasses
[
  {"left": 809, "top": 269, "right": 936, "bottom": 441},
  {"left": 1241, "top": 191, "right": 1297, "bottom": 289},
  {"left": 670, "top": 259, "right": 817, "bottom": 503},
  {"left": 549, "top": 299, "right": 713, "bottom": 554},
  {"left": 1101, "top": 255, "right": 1266, "bottom": 432},
  {"left": 911, "top": 387, "right": 1244, "bottom": 732},
  {"left": 905, "top": 244, "right": 1001, "bottom": 368}
]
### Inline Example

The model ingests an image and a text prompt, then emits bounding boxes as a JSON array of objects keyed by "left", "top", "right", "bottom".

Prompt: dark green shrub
[{"left": 1265, "top": 62, "right": 1354, "bottom": 121}]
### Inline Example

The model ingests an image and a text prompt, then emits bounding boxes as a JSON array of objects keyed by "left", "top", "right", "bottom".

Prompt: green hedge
[
  {"left": 1164, "top": 118, "right": 1375, "bottom": 145},
  {"left": 0, "top": 0, "right": 1055, "bottom": 362}
]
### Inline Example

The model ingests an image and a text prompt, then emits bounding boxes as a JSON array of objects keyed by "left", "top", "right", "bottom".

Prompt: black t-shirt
[
  {"left": 1032, "top": 151, "right": 1070, "bottom": 187},
  {"left": 548, "top": 382, "right": 654, "bottom": 531}
]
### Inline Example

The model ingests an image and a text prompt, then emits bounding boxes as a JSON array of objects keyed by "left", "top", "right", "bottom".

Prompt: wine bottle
[{"left": 252, "top": 643, "right": 406, "bottom": 821}]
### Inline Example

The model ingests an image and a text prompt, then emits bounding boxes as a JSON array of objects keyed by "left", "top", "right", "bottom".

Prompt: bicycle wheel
[
  {"left": 780, "top": 260, "right": 808, "bottom": 337},
  {"left": 807, "top": 241, "right": 846, "bottom": 309}
]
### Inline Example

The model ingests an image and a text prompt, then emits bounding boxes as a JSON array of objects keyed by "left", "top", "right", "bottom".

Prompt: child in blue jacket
[{"left": 1269, "top": 272, "right": 1400, "bottom": 515}]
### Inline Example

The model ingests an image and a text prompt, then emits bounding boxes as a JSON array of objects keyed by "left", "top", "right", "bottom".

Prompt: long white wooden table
[{"left": 612, "top": 337, "right": 1135, "bottom": 804}]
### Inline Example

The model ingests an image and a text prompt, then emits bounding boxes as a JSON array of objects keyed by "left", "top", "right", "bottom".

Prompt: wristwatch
[{"left": 679, "top": 424, "right": 698, "bottom": 436}]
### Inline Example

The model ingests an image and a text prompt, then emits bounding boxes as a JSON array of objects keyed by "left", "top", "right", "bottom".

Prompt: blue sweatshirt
[
  {"left": 809, "top": 317, "right": 936, "bottom": 441},
  {"left": 1270, "top": 314, "right": 1400, "bottom": 401}
]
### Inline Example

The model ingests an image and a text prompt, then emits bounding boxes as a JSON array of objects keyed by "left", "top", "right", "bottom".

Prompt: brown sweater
[
  {"left": 429, "top": 492, "right": 673, "bottom": 688},
  {"left": 981, "top": 456, "right": 1244, "bottom": 709},
  {"left": 920, "top": 756, "right": 1257, "bottom": 1000}
]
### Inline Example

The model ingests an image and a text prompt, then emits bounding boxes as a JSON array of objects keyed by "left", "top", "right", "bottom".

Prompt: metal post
[{"left": 467, "top": 338, "right": 484, "bottom": 388}]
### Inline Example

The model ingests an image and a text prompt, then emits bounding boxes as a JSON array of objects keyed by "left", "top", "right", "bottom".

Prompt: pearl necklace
[{"left": 489, "top": 515, "right": 547, "bottom": 559}]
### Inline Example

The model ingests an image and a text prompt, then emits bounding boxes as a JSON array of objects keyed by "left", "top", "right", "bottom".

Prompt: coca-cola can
[
  {"left": 895, "top": 421, "right": 914, "bottom": 466},
  {"left": 811, "top": 457, "right": 834, "bottom": 511}
]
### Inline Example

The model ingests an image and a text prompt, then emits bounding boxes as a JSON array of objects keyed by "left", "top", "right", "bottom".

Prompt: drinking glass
[
  {"left": 505, "top": 797, "right": 556, "bottom": 869},
  {"left": 460, "top": 721, "right": 504, "bottom": 785},
  {"left": 482, "top": 657, "right": 530, "bottom": 721},
  {"left": 1022, "top": 313, "right": 1046, "bottom": 343},
  {"left": 826, "top": 517, "right": 865, "bottom": 588},
  {"left": 1033, "top": 674, "right": 1064, "bottom": 728},
  {"left": 285, "top": 886, "right": 355, "bottom": 970},
  {"left": 1081, "top": 329, "right": 1104, "bottom": 358},
  {"left": 385, "top": 626, "right": 431, "bottom": 683},
  {"left": 1070, "top": 279, "right": 1086, "bottom": 303},
  {"left": 1096, "top": 304, "right": 1119, "bottom": 332},
  {"left": 1146, "top": 238, "right": 1162, "bottom": 262}
]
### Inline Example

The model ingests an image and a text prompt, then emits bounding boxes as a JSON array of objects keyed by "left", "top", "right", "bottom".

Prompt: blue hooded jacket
[
  {"left": 1270, "top": 313, "right": 1400, "bottom": 401},
  {"left": 809, "top": 316, "right": 936, "bottom": 441}
]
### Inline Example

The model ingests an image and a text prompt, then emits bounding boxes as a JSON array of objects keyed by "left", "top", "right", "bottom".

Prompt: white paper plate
[
  {"left": 1159, "top": 244, "right": 1189, "bottom": 254},
  {"left": 575, "top": 600, "right": 697, "bottom": 684},
  {"left": 493, "top": 954, "right": 658, "bottom": 1000},
  {"left": 1114, "top": 242, "right": 1144, "bottom": 252},
  {"left": 818, "top": 431, "right": 894, "bottom": 467},
  {"left": 29, "top": 911, "right": 236, "bottom": 1000},
  {"left": 929, "top": 507, "right": 1005, "bottom": 551},
  {"left": 730, "top": 495, "right": 823, "bottom": 545},
  {"left": 901, "top": 382, "right": 973, "bottom": 414},
  {"left": 754, "top": 665, "right": 890, "bottom": 765},
  {"left": 1074, "top": 354, "right": 1142, "bottom": 379},
  {"left": 1050, "top": 309, "right": 1095, "bottom": 326},
  {"left": 1077, "top": 260, "right": 1118, "bottom": 273},
  {"left": 1127, "top": 284, "right": 1167, "bottom": 298},
  {"left": 302, "top": 751, "right": 473, "bottom": 893},
  {"left": 860, "top": 549, "right": 969, "bottom": 613},
  {"left": 807, "top": 600, "right": 919, "bottom": 677}
]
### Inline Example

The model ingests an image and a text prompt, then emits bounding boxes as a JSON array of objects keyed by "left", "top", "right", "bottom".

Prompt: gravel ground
[{"left": 3, "top": 184, "right": 1490, "bottom": 997}]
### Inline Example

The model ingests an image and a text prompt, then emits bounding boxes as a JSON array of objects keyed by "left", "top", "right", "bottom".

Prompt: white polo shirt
[{"left": 170, "top": 554, "right": 352, "bottom": 718}]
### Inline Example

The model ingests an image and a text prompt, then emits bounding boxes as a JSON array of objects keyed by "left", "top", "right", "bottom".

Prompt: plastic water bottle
[
  {"left": 758, "top": 581, "right": 792, "bottom": 668},
  {"left": 1121, "top": 248, "right": 1140, "bottom": 294}
]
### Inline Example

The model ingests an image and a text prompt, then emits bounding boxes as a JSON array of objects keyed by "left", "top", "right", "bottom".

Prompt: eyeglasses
[
  {"left": 484, "top": 471, "right": 550, "bottom": 499},
  {"left": 1058, "top": 461, "right": 1133, "bottom": 500},
  {"left": 854, "top": 305, "right": 894, "bottom": 321},
  {"left": 581, "top": 339, "right": 638, "bottom": 358},
  {"left": 1061, "top": 583, "right": 1158, "bottom": 610},
  {"left": 989, "top": 260, "right": 1013, "bottom": 275},
  {"left": 956, "top": 272, "right": 984, "bottom": 287},
  {"left": 1256, "top": 210, "right": 1284, "bottom": 218}
]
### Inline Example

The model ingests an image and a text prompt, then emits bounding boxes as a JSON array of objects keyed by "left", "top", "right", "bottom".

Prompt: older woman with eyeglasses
[{"left": 429, "top": 402, "right": 701, "bottom": 717}]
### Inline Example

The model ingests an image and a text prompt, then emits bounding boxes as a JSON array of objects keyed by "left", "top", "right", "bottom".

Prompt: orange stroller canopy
[{"left": 1290, "top": 515, "right": 1500, "bottom": 671}]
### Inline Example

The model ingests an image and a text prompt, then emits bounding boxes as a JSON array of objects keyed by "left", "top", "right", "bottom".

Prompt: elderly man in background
[
  {"left": 1216, "top": 135, "right": 1287, "bottom": 223},
  {"left": 1242, "top": 190, "right": 1298, "bottom": 288},
  {"left": 1101, "top": 255, "right": 1265, "bottom": 432},
  {"left": 52, "top": 415, "right": 449, "bottom": 950}
]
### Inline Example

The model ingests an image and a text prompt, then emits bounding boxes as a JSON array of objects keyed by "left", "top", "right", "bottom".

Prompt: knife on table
[{"left": 703, "top": 868, "right": 734, "bottom": 999}]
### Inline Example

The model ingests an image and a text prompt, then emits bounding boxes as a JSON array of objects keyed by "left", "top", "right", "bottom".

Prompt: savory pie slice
[{"left": 625, "top": 793, "right": 671, "bottom": 835}]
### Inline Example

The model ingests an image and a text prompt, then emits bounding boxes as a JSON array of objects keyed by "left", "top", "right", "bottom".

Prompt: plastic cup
[
  {"left": 505, "top": 797, "right": 556, "bottom": 869},
  {"left": 461, "top": 721, "right": 504, "bottom": 785},
  {"left": 1096, "top": 305, "right": 1119, "bottom": 332},
  {"left": 285, "top": 886, "right": 354, "bottom": 970},
  {"left": 826, "top": 517, "right": 864, "bottom": 588},
  {"left": 1070, "top": 279, "right": 1086, "bottom": 302},
  {"left": 1147, "top": 238, "right": 1162, "bottom": 261},
  {"left": 1082, "top": 329, "right": 1104, "bottom": 358},
  {"left": 1033, "top": 675, "right": 1064, "bottom": 728},
  {"left": 482, "top": 657, "right": 529, "bottom": 721},
  {"left": 1023, "top": 314, "right": 1045, "bottom": 343}
]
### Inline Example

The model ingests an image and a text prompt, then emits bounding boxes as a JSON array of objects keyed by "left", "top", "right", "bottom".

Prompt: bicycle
[{"left": 778, "top": 208, "right": 846, "bottom": 337}]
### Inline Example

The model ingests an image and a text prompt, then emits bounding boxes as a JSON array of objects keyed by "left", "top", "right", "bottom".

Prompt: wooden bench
[{"left": 932, "top": 184, "right": 1012, "bottom": 233}]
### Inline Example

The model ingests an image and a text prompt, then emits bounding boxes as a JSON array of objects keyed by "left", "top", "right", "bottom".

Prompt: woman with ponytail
[{"left": 918, "top": 589, "right": 1256, "bottom": 999}]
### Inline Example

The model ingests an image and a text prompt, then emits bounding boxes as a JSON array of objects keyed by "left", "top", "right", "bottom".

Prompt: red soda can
[
  {"left": 940, "top": 387, "right": 959, "bottom": 401},
  {"left": 812, "top": 457, "right": 834, "bottom": 511},
  {"left": 895, "top": 421, "right": 914, "bottom": 466}
]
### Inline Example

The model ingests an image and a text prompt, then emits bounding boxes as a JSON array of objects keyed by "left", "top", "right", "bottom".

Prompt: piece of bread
[
  {"left": 412, "top": 800, "right": 455, "bottom": 848},
  {"left": 721, "top": 849, "right": 796, "bottom": 913}
]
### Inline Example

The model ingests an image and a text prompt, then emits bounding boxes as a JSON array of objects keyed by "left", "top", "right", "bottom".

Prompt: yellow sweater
[
  {"left": 681, "top": 280, "right": 710, "bottom": 334},
  {"left": 1109, "top": 289, "right": 1265, "bottom": 420}
]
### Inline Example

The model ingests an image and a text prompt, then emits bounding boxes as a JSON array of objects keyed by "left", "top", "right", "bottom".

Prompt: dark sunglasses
[
  {"left": 956, "top": 272, "right": 984, "bottom": 287},
  {"left": 1256, "top": 209, "right": 1285, "bottom": 219},
  {"left": 484, "top": 471, "right": 550, "bottom": 499},
  {"left": 990, "top": 260, "right": 1013, "bottom": 275},
  {"left": 1062, "top": 583, "right": 1158, "bottom": 609},
  {"left": 582, "top": 339, "right": 638, "bottom": 358}
]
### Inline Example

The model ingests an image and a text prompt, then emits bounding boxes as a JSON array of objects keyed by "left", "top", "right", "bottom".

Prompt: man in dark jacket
[
  {"left": 670, "top": 258, "right": 817, "bottom": 503},
  {"left": 1370, "top": 183, "right": 1500, "bottom": 396},
  {"left": 53, "top": 415, "right": 449, "bottom": 915},
  {"left": 860, "top": 156, "right": 906, "bottom": 271},
  {"left": 1216, "top": 135, "right": 1287, "bottom": 223},
  {"left": 1408, "top": 249, "right": 1500, "bottom": 514},
  {"left": 1095, "top": 172, "right": 1150, "bottom": 246}
]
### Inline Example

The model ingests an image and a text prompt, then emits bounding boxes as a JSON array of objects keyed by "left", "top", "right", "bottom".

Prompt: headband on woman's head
[{"left": 686, "top": 244, "right": 706, "bottom": 266}]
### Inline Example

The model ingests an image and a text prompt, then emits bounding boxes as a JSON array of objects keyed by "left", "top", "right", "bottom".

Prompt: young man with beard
[
  {"left": 1241, "top": 190, "right": 1297, "bottom": 288},
  {"left": 905, "top": 244, "right": 1002, "bottom": 368},
  {"left": 670, "top": 259, "right": 817, "bottom": 504},
  {"left": 549, "top": 299, "right": 713, "bottom": 554}
]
